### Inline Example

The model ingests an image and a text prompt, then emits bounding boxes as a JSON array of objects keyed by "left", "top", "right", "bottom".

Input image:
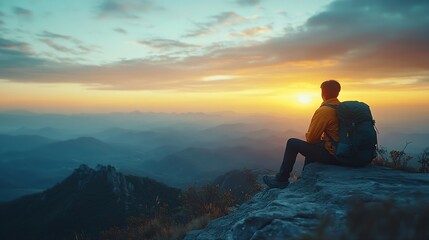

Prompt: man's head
[{"left": 321, "top": 80, "right": 341, "bottom": 100}]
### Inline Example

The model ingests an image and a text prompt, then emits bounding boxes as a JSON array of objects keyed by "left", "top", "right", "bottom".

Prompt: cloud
[
  {"left": 97, "top": 0, "right": 156, "bottom": 18},
  {"left": 231, "top": 26, "right": 272, "bottom": 37},
  {"left": 39, "top": 31, "right": 82, "bottom": 44},
  {"left": 213, "top": 12, "right": 247, "bottom": 26},
  {"left": 39, "top": 31, "right": 94, "bottom": 55},
  {"left": 13, "top": 7, "right": 32, "bottom": 19},
  {"left": 114, "top": 28, "right": 127, "bottom": 34},
  {"left": 199, "top": 0, "right": 429, "bottom": 80},
  {"left": 0, "top": 38, "right": 33, "bottom": 55},
  {"left": 1, "top": 0, "right": 429, "bottom": 91},
  {"left": 40, "top": 39, "right": 78, "bottom": 54},
  {"left": 184, "top": 12, "right": 247, "bottom": 37},
  {"left": 0, "top": 37, "right": 49, "bottom": 72},
  {"left": 138, "top": 39, "right": 199, "bottom": 50},
  {"left": 77, "top": 45, "right": 94, "bottom": 53},
  {"left": 0, "top": 11, "right": 4, "bottom": 26},
  {"left": 183, "top": 25, "right": 213, "bottom": 38},
  {"left": 292, "top": 0, "right": 429, "bottom": 75},
  {"left": 236, "top": 0, "right": 261, "bottom": 6}
]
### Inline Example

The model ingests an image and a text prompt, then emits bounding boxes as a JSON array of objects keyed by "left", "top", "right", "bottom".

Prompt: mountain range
[
  {"left": 0, "top": 136, "right": 144, "bottom": 201},
  {"left": 0, "top": 134, "right": 55, "bottom": 153},
  {"left": 0, "top": 122, "right": 291, "bottom": 201},
  {"left": 1, "top": 110, "right": 425, "bottom": 203},
  {"left": 135, "top": 146, "right": 281, "bottom": 188}
]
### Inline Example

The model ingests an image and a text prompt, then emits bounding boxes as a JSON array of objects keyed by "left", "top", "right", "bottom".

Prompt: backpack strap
[
  {"left": 321, "top": 103, "right": 338, "bottom": 146},
  {"left": 322, "top": 103, "right": 338, "bottom": 110},
  {"left": 324, "top": 131, "right": 336, "bottom": 144}
]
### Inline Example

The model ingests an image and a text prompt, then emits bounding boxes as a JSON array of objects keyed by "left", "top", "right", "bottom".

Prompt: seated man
[{"left": 263, "top": 80, "right": 342, "bottom": 189}]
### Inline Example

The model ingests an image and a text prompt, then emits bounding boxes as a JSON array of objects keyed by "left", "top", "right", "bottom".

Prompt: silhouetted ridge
[
  {"left": 47, "top": 137, "right": 110, "bottom": 150},
  {"left": 0, "top": 165, "right": 181, "bottom": 240},
  {"left": 64, "top": 164, "right": 130, "bottom": 193}
]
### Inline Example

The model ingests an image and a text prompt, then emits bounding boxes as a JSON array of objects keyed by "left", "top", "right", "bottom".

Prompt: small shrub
[
  {"left": 242, "top": 169, "right": 262, "bottom": 202},
  {"left": 100, "top": 216, "right": 173, "bottom": 240},
  {"left": 372, "top": 143, "right": 427, "bottom": 173},
  {"left": 100, "top": 182, "right": 244, "bottom": 240},
  {"left": 180, "top": 184, "right": 234, "bottom": 220},
  {"left": 389, "top": 144, "right": 413, "bottom": 169},
  {"left": 418, "top": 147, "right": 429, "bottom": 173},
  {"left": 100, "top": 169, "right": 264, "bottom": 240}
]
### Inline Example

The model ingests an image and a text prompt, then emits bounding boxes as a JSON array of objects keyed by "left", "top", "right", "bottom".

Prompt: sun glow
[{"left": 297, "top": 94, "right": 312, "bottom": 104}]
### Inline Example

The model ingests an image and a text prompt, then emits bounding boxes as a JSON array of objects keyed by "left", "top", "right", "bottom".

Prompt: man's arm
[{"left": 305, "top": 107, "right": 329, "bottom": 144}]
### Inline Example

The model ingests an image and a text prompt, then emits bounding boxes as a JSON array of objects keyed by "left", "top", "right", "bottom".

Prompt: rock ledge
[{"left": 185, "top": 163, "right": 429, "bottom": 240}]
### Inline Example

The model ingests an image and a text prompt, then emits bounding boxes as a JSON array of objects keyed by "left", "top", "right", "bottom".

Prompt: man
[{"left": 263, "top": 80, "right": 342, "bottom": 189}]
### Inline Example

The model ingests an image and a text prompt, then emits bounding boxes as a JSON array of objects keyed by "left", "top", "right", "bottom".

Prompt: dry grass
[
  {"left": 100, "top": 179, "right": 260, "bottom": 240},
  {"left": 372, "top": 144, "right": 429, "bottom": 173}
]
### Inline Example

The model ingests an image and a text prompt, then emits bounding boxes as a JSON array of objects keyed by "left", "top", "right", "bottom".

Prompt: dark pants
[{"left": 276, "top": 138, "right": 341, "bottom": 181}]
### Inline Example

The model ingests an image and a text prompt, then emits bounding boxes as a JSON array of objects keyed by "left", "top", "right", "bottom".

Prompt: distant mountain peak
[
  {"left": 68, "top": 136, "right": 102, "bottom": 143},
  {"left": 73, "top": 164, "right": 95, "bottom": 176},
  {"left": 40, "top": 136, "right": 116, "bottom": 157},
  {"left": 70, "top": 164, "right": 131, "bottom": 195},
  {"left": 95, "top": 164, "right": 117, "bottom": 172}
]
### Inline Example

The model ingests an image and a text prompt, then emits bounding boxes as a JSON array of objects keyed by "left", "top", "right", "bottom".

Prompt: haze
[{"left": 0, "top": 0, "right": 428, "bottom": 201}]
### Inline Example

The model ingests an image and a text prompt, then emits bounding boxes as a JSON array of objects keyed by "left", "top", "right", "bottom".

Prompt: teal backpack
[{"left": 324, "top": 101, "right": 377, "bottom": 167}]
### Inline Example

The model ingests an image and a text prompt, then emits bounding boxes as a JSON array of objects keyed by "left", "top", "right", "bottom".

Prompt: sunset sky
[{"left": 1, "top": 0, "right": 428, "bottom": 124}]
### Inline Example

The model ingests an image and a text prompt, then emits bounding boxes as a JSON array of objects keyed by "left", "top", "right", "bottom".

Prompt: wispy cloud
[
  {"left": 184, "top": 12, "right": 247, "bottom": 37},
  {"left": 97, "top": 0, "right": 157, "bottom": 19},
  {"left": 13, "top": 7, "right": 33, "bottom": 19},
  {"left": 39, "top": 31, "right": 82, "bottom": 45},
  {"left": 213, "top": 12, "right": 247, "bottom": 26},
  {"left": 231, "top": 26, "right": 272, "bottom": 37},
  {"left": 0, "top": 38, "right": 33, "bottom": 55},
  {"left": 138, "top": 39, "right": 199, "bottom": 50},
  {"left": 183, "top": 24, "right": 213, "bottom": 38},
  {"left": 236, "top": 0, "right": 261, "bottom": 6},
  {"left": 38, "top": 31, "right": 95, "bottom": 55},
  {"left": 0, "top": 11, "right": 4, "bottom": 26},
  {"left": 40, "top": 39, "right": 77, "bottom": 54},
  {"left": 0, "top": 37, "right": 48, "bottom": 71},
  {"left": 114, "top": 28, "right": 127, "bottom": 34}
]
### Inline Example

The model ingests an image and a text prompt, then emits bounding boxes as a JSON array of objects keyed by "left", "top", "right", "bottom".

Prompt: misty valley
[
  {"left": 0, "top": 110, "right": 428, "bottom": 240},
  {"left": 0, "top": 111, "right": 304, "bottom": 202},
  {"left": 1, "top": 110, "right": 427, "bottom": 202}
]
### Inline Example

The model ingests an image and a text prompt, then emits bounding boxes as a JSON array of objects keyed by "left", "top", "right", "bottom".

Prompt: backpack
[{"left": 323, "top": 101, "right": 377, "bottom": 167}]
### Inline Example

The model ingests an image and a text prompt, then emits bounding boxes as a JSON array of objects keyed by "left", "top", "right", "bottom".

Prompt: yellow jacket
[{"left": 305, "top": 98, "right": 340, "bottom": 155}]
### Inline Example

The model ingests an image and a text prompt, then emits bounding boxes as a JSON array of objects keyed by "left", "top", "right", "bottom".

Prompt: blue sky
[{"left": 1, "top": 0, "right": 331, "bottom": 65}]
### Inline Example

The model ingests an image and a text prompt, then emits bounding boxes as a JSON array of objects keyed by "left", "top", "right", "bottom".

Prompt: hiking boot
[{"left": 263, "top": 175, "right": 289, "bottom": 189}]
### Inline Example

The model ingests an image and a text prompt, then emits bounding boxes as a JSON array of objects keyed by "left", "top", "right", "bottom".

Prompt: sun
[{"left": 297, "top": 94, "right": 312, "bottom": 104}]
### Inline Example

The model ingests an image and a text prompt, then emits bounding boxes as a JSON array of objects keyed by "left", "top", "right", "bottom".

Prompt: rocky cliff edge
[{"left": 185, "top": 163, "right": 429, "bottom": 240}]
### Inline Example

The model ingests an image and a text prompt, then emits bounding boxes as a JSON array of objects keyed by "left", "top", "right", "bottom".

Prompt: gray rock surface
[{"left": 185, "top": 163, "right": 429, "bottom": 240}]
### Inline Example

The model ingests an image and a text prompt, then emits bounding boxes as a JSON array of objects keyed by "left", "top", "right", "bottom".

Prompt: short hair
[{"left": 321, "top": 80, "right": 341, "bottom": 99}]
